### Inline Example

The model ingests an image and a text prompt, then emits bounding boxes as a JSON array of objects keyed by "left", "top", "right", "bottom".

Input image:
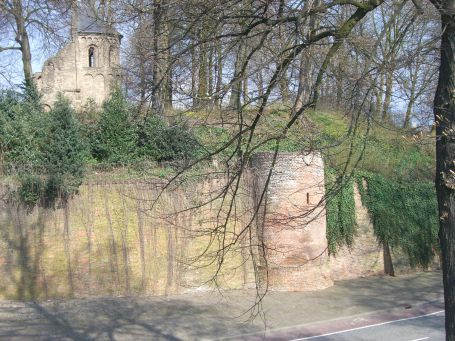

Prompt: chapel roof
[{"left": 77, "top": 5, "right": 119, "bottom": 35}]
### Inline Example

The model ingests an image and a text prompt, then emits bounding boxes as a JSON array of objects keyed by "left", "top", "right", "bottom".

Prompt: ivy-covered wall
[
  {"left": 327, "top": 181, "right": 384, "bottom": 280},
  {"left": 357, "top": 173, "right": 439, "bottom": 269},
  {"left": 0, "top": 153, "right": 440, "bottom": 300},
  {"left": 326, "top": 170, "right": 439, "bottom": 273}
]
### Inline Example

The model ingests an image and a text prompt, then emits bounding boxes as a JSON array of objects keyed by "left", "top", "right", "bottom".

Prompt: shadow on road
[
  {"left": 0, "top": 271, "right": 443, "bottom": 340},
  {"left": 0, "top": 296, "right": 260, "bottom": 340}
]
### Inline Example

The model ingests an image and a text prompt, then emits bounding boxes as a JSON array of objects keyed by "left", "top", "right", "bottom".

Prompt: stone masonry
[
  {"left": 0, "top": 151, "right": 416, "bottom": 297},
  {"left": 33, "top": 6, "right": 122, "bottom": 110}
]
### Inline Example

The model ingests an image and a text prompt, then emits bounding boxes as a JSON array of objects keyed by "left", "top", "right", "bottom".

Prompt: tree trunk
[
  {"left": 335, "top": 64, "right": 343, "bottom": 107},
  {"left": 214, "top": 39, "right": 223, "bottom": 109},
  {"left": 191, "top": 40, "right": 197, "bottom": 108},
  {"left": 375, "top": 72, "right": 384, "bottom": 119},
  {"left": 13, "top": 0, "right": 33, "bottom": 85},
  {"left": 279, "top": 74, "right": 289, "bottom": 105},
  {"left": 208, "top": 46, "right": 214, "bottom": 107},
  {"left": 403, "top": 95, "right": 415, "bottom": 129},
  {"left": 151, "top": 0, "right": 164, "bottom": 116},
  {"left": 383, "top": 241, "right": 395, "bottom": 276},
  {"left": 257, "top": 69, "right": 264, "bottom": 99},
  {"left": 276, "top": 0, "right": 289, "bottom": 106},
  {"left": 137, "top": 12, "right": 147, "bottom": 114},
  {"left": 403, "top": 70, "right": 418, "bottom": 129},
  {"left": 163, "top": 19, "right": 173, "bottom": 113},
  {"left": 294, "top": 51, "right": 311, "bottom": 113},
  {"left": 197, "top": 39, "right": 208, "bottom": 109},
  {"left": 432, "top": 3, "right": 455, "bottom": 339},
  {"left": 382, "top": 67, "right": 393, "bottom": 122},
  {"left": 228, "top": 43, "right": 245, "bottom": 111},
  {"left": 243, "top": 77, "right": 249, "bottom": 106}
]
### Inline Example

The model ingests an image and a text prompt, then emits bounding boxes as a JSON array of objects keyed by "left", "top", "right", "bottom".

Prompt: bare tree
[
  {"left": 3, "top": 0, "right": 454, "bottom": 338},
  {"left": 0, "top": 0, "right": 70, "bottom": 85}
]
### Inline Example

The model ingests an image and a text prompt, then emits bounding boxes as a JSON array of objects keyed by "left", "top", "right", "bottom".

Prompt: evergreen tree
[
  {"left": 0, "top": 84, "right": 44, "bottom": 176},
  {"left": 96, "top": 90, "right": 137, "bottom": 164},
  {"left": 40, "top": 94, "right": 87, "bottom": 205},
  {"left": 138, "top": 114, "right": 200, "bottom": 164}
]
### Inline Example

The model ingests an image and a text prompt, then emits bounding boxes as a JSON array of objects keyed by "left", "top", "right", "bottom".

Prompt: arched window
[
  {"left": 108, "top": 47, "right": 112, "bottom": 66},
  {"left": 88, "top": 47, "right": 95, "bottom": 67},
  {"left": 109, "top": 46, "right": 116, "bottom": 67}
]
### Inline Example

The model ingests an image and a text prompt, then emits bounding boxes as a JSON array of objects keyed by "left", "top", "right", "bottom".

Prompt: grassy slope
[
  {"left": 81, "top": 108, "right": 434, "bottom": 183},
  {"left": 306, "top": 110, "right": 435, "bottom": 182}
]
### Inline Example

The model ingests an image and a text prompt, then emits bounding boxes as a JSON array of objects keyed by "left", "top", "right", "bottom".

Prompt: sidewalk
[{"left": 0, "top": 271, "right": 443, "bottom": 340}]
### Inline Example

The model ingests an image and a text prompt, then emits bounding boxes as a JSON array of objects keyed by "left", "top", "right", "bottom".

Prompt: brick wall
[{"left": 250, "top": 152, "right": 333, "bottom": 291}]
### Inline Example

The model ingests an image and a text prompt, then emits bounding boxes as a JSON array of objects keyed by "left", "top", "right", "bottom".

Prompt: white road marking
[
  {"left": 290, "top": 310, "right": 445, "bottom": 340},
  {"left": 408, "top": 337, "right": 429, "bottom": 341}
]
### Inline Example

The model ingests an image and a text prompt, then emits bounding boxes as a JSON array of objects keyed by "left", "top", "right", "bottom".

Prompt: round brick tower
[{"left": 250, "top": 152, "right": 333, "bottom": 291}]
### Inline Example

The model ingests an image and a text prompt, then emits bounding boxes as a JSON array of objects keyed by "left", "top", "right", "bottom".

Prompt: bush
[
  {"left": 78, "top": 99, "right": 100, "bottom": 165},
  {"left": 138, "top": 114, "right": 199, "bottom": 164},
  {"left": 39, "top": 94, "right": 87, "bottom": 205},
  {"left": 17, "top": 175, "right": 43, "bottom": 209},
  {"left": 0, "top": 86, "right": 45, "bottom": 175},
  {"left": 94, "top": 90, "right": 138, "bottom": 164},
  {"left": 0, "top": 89, "right": 86, "bottom": 208}
]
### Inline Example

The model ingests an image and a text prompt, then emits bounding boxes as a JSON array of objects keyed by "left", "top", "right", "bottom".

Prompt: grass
[
  {"left": 79, "top": 107, "right": 434, "bottom": 184},
  {"left": 306, "top": 110, "right": 434, "bottom": 181}
]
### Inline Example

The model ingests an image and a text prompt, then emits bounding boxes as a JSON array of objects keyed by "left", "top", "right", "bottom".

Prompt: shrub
[
  {"left": 1, "top": 89, "right": 86, "bottom": 208},
  {"left": 78, "top": 99, "right": 100, "bottom": 165},
  {"left": 95, "top": 90, "right": 138, "bottom": 164},
  {"left": 0, "top": 85, "right": 45, "bottom": 175},
  {"left": 138, "top": 114, "right": 199, "bottom": 164},
  {"left": 39, "top": 94, "right": 87, "bottom": 205}
]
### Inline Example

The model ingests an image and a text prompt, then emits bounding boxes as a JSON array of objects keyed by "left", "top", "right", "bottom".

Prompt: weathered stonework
[
  {"left": 0, "top": 152, "right": 437, "bottom": 298},
  {"left": 250, "top": 152, "right": 333, "bottom": 291},
  {"left": 33, "top": 9, "right": 121, "bottom": 110}
]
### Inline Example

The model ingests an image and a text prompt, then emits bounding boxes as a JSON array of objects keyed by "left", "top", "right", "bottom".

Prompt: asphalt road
[
  {"left": 0, "top": 272, "right": 443, "bottom": 340},
  {"left": 290, "top": 310, "right": 445, "bottom": 341}
]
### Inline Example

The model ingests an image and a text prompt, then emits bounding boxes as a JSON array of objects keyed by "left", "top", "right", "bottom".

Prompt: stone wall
[
  {"left": 0, "top": 178, "right": 256, "bottom": 299},
  {"left": 2, "top": 152, "right": 435, "bottom": 299},
  {"left": 34, "top": 32, "right": 121, "bottom": 110}
]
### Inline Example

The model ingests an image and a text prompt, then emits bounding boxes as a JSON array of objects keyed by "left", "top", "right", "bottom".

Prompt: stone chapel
[{"left": 33, "top": 5, "right": 122, "bottom": 110}]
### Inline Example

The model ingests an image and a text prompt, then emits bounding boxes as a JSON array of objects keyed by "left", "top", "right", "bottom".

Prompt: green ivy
[
  {"left": 325, "top": 169, "right": 438, "bottom": 267},
  {"left": 325, "top": 169, "right": 357, "bottom": 255},
  {"left": 356, "top": 172, "right": 438, "bottom": 268}
]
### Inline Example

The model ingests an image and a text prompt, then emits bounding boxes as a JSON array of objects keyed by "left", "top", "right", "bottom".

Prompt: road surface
[
  {"left": 290, "top": 310, "right": 445, "bottom": 341},
  {"left": 230, "top": 302, "right": 445, "bottom": 340},
  {"left": 0, "top": 272, "right": 444, "bottom": 340}
]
